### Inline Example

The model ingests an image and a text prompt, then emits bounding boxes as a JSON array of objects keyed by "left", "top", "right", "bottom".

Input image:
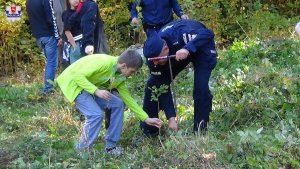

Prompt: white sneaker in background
[{"left": 104, "top": 147, "right": 124, "bottom": 155}]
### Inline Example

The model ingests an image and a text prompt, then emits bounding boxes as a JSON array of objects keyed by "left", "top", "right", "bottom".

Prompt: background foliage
[
  {"left": 0, "top": 0, "right": 299, "bottom": 168},
  {"left": 0, "top": 0, "right": 299, "bottom": 74},
  {"left": 0, "top": 0, "right": 44, "bottom": 76}
]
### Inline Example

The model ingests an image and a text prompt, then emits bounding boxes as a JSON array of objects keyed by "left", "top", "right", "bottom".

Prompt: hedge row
[{"left": 0, "top": 0, "right": 299, "bottom": 75}]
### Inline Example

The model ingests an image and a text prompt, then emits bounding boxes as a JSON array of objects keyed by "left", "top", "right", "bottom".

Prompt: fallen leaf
[{"left": 202, "top": 152, "right": 216, "bottom": 161}]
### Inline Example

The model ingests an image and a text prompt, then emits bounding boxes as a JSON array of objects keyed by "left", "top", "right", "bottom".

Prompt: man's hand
[
  {"left": 94, "top": 89, "right": 112, "bottom": 101},
  {"left": 131, "top": 17, "right": 140, "bottom": 24},
  {"left": 57, "top": 38, "right": 63, "bottom": 46},
  {"left": 85, "top": 45, "right": 94, "bottom": 55},
  {"left": 145, "top": 118, "right": 162, "bottom": 128},
  {"left": 175, "top": 48, "right": 189, "bottom": 61},
  {"left": 181, "top": 14, "right": 189, "bottom": 20},
  {"left": 168, "top": 117, "right": 178, "bottom": 131}
]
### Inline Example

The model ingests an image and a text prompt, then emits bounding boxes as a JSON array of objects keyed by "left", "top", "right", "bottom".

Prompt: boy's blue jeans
[
  {"left": 37, "top": 36, "right": 58, "bottom": 93},
  {"left": 75, "top": 91, "right": 124, "bottom": 149}
]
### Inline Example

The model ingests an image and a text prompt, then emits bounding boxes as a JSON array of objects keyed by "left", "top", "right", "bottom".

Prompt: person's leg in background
[
  {"left": 57, "top": 42, "right": 64, "bottom": 69},
  {"left": 69, "top": 41, "right": 82, "bottom": 64},
  {"left": 62, "top": 42, "right": 71, "bottom": 69},
  {"left": 53, "top": 0, "right": 65, "bottom": 70},
  {"left": 37, "top": 36, "right": 58, "bottom": 93}
]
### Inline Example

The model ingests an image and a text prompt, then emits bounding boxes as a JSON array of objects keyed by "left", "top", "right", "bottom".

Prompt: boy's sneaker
[{"left": 104, "top": 147, "right": 124, "bottom": 155}]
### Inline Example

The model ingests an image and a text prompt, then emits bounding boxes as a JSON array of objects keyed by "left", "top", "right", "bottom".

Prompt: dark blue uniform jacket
[{"left": 131, "top": 0, "right": 184, "bottom": 25}]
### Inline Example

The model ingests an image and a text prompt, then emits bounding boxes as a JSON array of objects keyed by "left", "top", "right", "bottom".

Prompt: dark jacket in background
[
  {"left": 130, "top": 0, "right": 184, "bottom": 26},
  {"left": 69, "top": 0, "right": 108, "bottom": 55},
  {"left": 62, "top": 9, "right": 82, "bottom": 42},
  {"left": 26, "top": 0, "right": 59, "bottom": 39}
]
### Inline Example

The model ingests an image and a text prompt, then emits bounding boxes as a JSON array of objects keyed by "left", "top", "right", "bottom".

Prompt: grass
[{"left": 0, "top": 38, "right": 299, "bottom": 168}]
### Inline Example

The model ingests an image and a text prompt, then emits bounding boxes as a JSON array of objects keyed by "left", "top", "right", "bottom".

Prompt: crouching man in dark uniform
[{"left": 141, "top": 20, "right": 217, "bottom": 135}]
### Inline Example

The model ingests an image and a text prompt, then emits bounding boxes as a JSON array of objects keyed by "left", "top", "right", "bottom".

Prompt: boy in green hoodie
[{"left": 57, "top": 49, "right": 162, "bottom": 155}]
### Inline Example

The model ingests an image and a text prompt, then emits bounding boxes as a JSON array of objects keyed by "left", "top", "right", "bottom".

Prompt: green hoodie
[{"left": 57, "top": 54, "right": 148, "bottom": 121}]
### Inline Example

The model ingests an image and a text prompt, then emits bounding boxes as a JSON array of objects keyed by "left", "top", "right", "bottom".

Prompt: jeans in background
[
  {"left": 70, "top": 41, "right": 82, "bottom": 64},
  {"left": 37, "top": 36, "right": 58, "bottom": 93}
]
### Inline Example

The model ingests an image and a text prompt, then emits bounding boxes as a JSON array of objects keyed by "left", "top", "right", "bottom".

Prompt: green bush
[
  {"left": 212, "top": 38, "right": 300, "bottom": 130},
  {"left": 180, "top": 0, "right": 299, "bottom": 44},
  {"left": 0, "top": 0, "right": 43, "bottom": 76},
  {"left": 1, "top": 0, "right": 299, "bottom": 74}
]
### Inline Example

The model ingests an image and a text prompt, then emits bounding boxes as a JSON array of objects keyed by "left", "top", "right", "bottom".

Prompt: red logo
[
  {"left": 5, "top": 3, "right": 22, "bottom": 22},
  {"left": 11, "top": 6, "right": 16, "bottom": 13}
]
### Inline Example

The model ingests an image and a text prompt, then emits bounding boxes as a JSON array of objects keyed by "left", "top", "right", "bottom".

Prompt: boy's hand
[
  {"left": 94, "top": 89, "right": 112, "bottom": 101},
  {"left": 145, "top": 118, "right": 162, "bottom": 128},
  {"left": 57, "top": 38, "right": 63, "bottom": 46}
]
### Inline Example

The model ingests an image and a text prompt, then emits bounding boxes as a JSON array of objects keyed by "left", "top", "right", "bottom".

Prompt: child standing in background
[
  {"left": 68, "top": 0, "right": 109, "bottom": 55},
  {"left": 62, "top": 0, "right": 82, "bottom": 65}
]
